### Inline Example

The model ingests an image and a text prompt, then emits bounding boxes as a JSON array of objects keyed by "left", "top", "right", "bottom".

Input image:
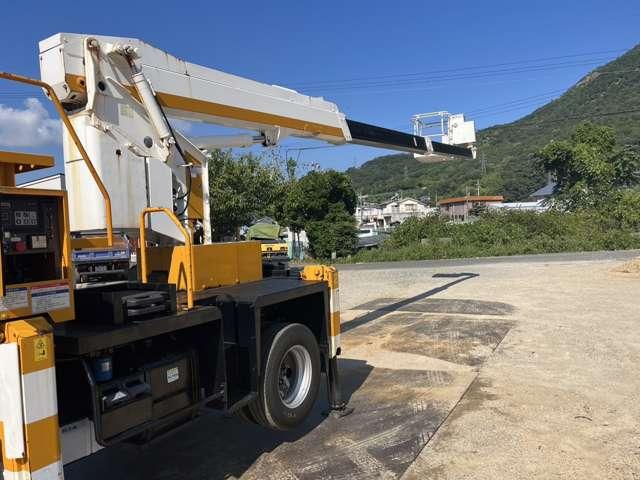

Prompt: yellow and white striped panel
[
  {"left": 301, "top": 265, "right": 341, "bottom": 358},
  {"left": 326, "top": 268, "right": 341, "bottom": 358},
  {"left": 2, "top": 318, "right": 64, "bottom": 480}
]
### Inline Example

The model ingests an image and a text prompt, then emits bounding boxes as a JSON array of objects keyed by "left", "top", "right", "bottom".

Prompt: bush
[
  {"left": 343, "top": 209, "right": 640, "bottom": 264},
  {"left": 609, "top": 190, "right": 640, "bottom": 230}
]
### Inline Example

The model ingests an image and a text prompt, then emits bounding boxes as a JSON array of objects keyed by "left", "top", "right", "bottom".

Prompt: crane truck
[{"left": 0, "top": 33, "right": 474, "bottom": 480}]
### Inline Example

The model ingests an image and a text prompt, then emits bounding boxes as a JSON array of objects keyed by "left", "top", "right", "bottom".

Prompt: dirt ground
[{"left": 65, "top": 251, "right": 640, "bottom": 479}]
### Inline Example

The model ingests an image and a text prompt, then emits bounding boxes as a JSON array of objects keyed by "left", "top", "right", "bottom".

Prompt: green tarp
[{"left": 247, "top": 222, "right": 283, "bottom": 240}]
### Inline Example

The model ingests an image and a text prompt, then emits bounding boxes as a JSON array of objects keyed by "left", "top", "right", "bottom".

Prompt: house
[
  {"left": 381, "top": 197, "right": 435, "bottom": 225},
  {"left": 529, "top": 181, "right": 556, "bottom": 201},
  {"left": 356, "top": 197, "right": 435, "bottom": 227},
  {"left": 355, "top": 203, "right": 384, "bottom": 227},
  {"left": 437, "top": 195, "right": 504, "bottom": 221}
]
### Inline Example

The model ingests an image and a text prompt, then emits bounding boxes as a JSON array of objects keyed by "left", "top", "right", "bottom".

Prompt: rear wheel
[
  {"left": 248, "top": 323, "right": 321, "bottom": 430},
  {"left": 234, "top": 405, "right": 258, "bottom": 424}
]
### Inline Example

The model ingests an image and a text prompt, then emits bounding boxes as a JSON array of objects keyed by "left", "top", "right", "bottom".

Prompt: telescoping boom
[
  {"left": 41, "top": 34, "right": 473, "bottom": 155},
  {"left": 38, "top": 33, "right": 473, "bottom": 243}
]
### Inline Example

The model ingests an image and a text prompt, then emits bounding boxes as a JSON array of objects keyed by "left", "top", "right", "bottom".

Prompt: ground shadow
[
  {"left": 64, "top": 358, "right": 373, "bottom": 480},
  {"left": 344, "top": 272, "right": 479, "bottom": 333}
]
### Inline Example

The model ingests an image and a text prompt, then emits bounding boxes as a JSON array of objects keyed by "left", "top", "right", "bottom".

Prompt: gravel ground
[{"left": 338, "top": 251, "right": 640, "bottom": 480}]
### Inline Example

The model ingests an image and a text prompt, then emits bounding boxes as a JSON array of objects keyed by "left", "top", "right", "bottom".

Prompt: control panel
[{"left": 0, "top": 193, "right": 63, "bottom": 285}]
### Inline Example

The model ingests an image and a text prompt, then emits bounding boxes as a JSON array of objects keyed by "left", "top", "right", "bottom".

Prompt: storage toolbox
[
  {"left": 97, "top": 373, "right": 153, "bottom": 439},
  {"left": 144, "top": 353, "right": 196, "bottom": 420},
  {"left": 93, "top": 350, "right": 198, "bottom": 442}
]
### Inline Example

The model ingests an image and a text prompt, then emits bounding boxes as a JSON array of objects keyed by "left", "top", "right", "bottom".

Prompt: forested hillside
[{"left": 347, "top": 44, "right": 640, "bottom": 201}]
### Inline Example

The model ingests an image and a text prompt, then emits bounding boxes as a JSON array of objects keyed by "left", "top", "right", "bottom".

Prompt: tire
[
  {"left": 248, "top": 323, "right": 321, "bottom": 430},
  {"left": 234, "top": 405, "right": 258, "bottom": 424}
]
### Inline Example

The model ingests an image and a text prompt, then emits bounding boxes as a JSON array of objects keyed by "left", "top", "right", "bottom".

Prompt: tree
[
  {"left": 536, "top": 122, "right": 640, "bottom": 210},
  {"left": 306, "top": 204, "right": 358, "bottom": 259},
  {"left": 284, "top": 170, "right": 356, "bottom": 226},
  {"left": 284, "top": 170, "right": 357, "bottom": 258},
  {"left": 208, "top": 150, "right": 286, "bottom": 239},
  {"left": 469, "top": 203, "right": 488, "bottom": 217},
  {"left": 286, "top": 158, "right": 297, "bottom": 182}
]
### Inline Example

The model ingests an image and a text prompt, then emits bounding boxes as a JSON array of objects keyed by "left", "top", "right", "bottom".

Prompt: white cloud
[{"left": 0, "top": 98, "right": 61, "bottom": 147}]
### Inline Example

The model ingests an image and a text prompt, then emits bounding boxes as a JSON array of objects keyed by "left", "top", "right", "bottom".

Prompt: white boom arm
[{"left": 39, "top": 33, "right": 473, "bottom": 242}]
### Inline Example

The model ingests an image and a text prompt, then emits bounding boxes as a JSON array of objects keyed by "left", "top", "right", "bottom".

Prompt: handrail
[
  {"left": 139, "top": 207, "right": 194, "bottom": 309},
  {"left": 0, "top": 72, "right": 114, "bottom": 247}
]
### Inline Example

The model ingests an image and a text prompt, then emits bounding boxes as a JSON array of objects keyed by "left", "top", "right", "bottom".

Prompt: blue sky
[{"left": 0, "top": 0, "right": 638, "bottom": 181}]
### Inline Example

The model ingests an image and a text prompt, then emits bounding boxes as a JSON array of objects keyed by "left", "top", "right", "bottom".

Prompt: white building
[
  {"left": 358, "top": 197, "right": 434, "bottom": 226},
  {"left": 355, "top": 203, "right": 384, "bottom": 226},
  {"left": 381, "top": 198, "right": 435, "bottom": 225},
  {"left": 489, "top": 200, "right": 548, "bottom": 212}
]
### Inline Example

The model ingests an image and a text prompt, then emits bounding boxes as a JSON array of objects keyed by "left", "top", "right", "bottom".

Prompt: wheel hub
[{"left": 277, "top": 345, "right": 312, "bottom": 409}]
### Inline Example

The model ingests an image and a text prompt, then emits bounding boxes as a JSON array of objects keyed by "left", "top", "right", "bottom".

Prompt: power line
[
  {"left": 283, "top": 144, "right": 339, "bottom": 160},
  {"left": 288, "top": 48, "right": 628, "bottom": 88},
  {"left": 460, "top": 68, "right": 640, "bottom": 121},
  {"left": 307, "top": 68, "right": 640, "bottom": 99},
  {"left": 382, "top": 90, "right": 570, "bottom": 132},
  {"left": 373, "top": 64, "right": 639, "bottom": 127},
  {"left": 466, "top": 88, "right": 567, "bottom": 115},
  {"left": 473, "top": 97, "right": 559, "bottom": 119},
  {"left": 300, "top": 59, "right": 617, "bottom": 93},
  {"left": 294, "top": 63, "right": 632, "bottom": 99},
  {"left": 0, "top": 92, "right": 45, "bottom": 98},
  {"left": 494, "top": 107, "right": 640, "bottom": 129}
]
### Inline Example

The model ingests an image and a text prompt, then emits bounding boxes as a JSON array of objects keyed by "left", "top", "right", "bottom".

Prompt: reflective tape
[
  {"left": 30, "top": 461, "right": 63, "bottom": 480},
  {"left": 329, "top": 285, "right": 341, "bottom": 357},
  {"left": 2, "top": 470, "right": 28, "bottom": 480},
  {"left": 22, "top": 368, "right": 58, "bottom": 425},
  {"left": 300, "top": 265, "right": 341, "bottom": 358},
  {"left": 329, "top": 288, "right": 341, "bottom": 319},
  {"left": 2, "top": 319, "right": 64, "bottom": 480},
  {"left": 0, "top": 343, "right": 26, "bottom": 459},
  {"left": 4, "top": 461, "right": 64, "bottom": 480}
]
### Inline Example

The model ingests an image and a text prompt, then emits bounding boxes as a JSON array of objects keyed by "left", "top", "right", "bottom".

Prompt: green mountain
[{"left": 347, "top": 45, "right": 640, "bottom": 202}]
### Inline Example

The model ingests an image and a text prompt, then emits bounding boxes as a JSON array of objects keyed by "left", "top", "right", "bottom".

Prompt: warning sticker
[
  {"left": 31, "top": 283, "right": 70, "bottom": 314},
  {"left": 34, "top": 337, "right": 48, "bottom": 362},
  {"left": 0, "top": 287, "right": 28, "bottom": 311},
  {"left": 120, "top": 103, "right": 134, "bottom": 119},
  {"left": 167, "top": 367, "right": 180, "bottom": 384}
]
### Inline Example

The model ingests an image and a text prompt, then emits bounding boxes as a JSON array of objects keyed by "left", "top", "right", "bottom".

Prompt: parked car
[{"left": 357, "top": 223, "right": 389, "bottom": 249}]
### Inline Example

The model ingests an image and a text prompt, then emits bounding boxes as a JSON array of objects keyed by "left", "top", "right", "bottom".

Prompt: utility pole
[
  {"left": 476, "top": 179, "right": 481, "bottom": 196},
  {"left": 465, "top": 186, "right": 470, "bottom": 223},
  {"left": 481, "top": 151, "right": 487, "bottom": 175}
]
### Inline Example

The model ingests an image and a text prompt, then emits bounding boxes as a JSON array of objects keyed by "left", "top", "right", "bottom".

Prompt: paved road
[{"left": 337, "top": 249, "right": 640, "bottom": 271}]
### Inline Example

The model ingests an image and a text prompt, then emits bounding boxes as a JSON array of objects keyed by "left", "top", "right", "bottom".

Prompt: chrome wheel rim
[{"left": 278, "top": 345, "right": 312, "bottom": 409}]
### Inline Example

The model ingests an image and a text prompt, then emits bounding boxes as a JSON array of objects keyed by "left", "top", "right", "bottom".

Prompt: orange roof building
[{"left": 437, "top": 195, "right": 504, "bottom": 221}]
